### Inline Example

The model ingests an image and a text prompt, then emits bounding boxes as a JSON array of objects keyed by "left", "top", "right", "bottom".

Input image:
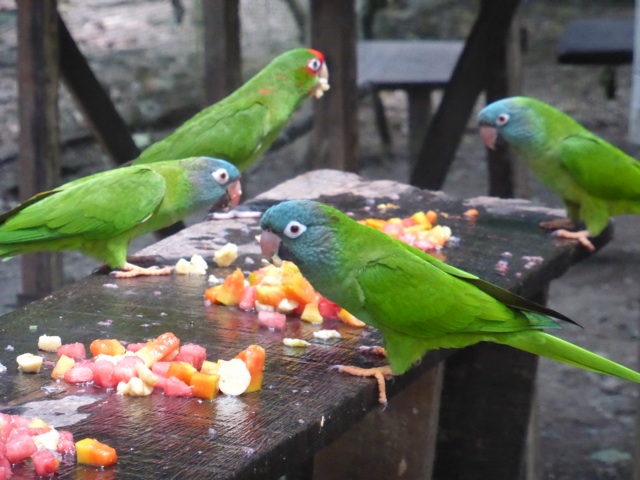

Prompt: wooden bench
[
  {"left": 0, "top": 170, "right": 607, "bottom": 479},
  {"left": 556, "top": 18, "right": 634, "bottom": 98},
  {"left": 357, "top": 39, "right": 464, "bottom": 161}
]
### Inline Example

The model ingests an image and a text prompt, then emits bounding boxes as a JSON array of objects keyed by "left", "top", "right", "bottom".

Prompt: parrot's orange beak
[
  {"left": 479, "top": 124, "right": 498, "bottom": 150},
  {"left": 226, "top": 180, "right": 242, "bottom": 210},
  {"left": 260, "top": 230, "right": 283, "bottom": 266}
]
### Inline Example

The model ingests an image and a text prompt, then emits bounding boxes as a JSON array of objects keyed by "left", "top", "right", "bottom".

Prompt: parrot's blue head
[
  {"left": 477, "top": 96, "right": 545, "bottom": 151},
  {"left": 184, "top": 157, "right": 242, "bottom": 211},
  {"left": 259, "top": 200, "right": 339, "bottom": 273}
]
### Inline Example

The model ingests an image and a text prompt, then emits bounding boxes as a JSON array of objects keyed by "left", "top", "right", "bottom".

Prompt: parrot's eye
[
  {"left": 496, "top": 113, "right": 510, "bottom": 126},
  {"left": 307, "top": 58, "right": 322, "bottom": 72},
  {"left": 284, "top": 220, "right": 307, "bottom": 239},
  {"left": 212, "top": 168, "right": 229, "bottom": 185}
]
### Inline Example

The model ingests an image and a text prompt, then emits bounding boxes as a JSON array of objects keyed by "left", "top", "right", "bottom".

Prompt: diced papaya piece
[
  {"left": 301, "top": 302, "right": 323, "bottom": 323},
  {"left": 191, "top": 372, "right": 220, "bottom": 400},
  {"left": 166, "top": 361, "right": 197, "bottom": 385},
  {"left": 135, "top": 332, "right": 181, "bottom": 367},
  {"left": 75, "top": 438, "right": 117, "bottom": 467},
  {"left": 281, "top": 261, "right": 316, "bottom": 305},
  {"left": 256, "top": 285, "right": 286, "bottom": 308},
  {"left": 236, "top": 345, "right": 266, "bottom": 393},
  {"left": 363, "top": 218, "right": 387, "bottom": 230},
  {"left": 410, "top": 211, "right": 431, "bottom": 227},
  {"left": 204, "top": 284, "right": 222, "bottom": 303},
  {"left": 387, "top": 217, "right": 402, "bottom": 224},
  {"left": 51, "top": 354, "right": 75, "bottom": 380},
  {"left": 90, "top": 338, "right": 126, "bottom": 357},
  {"left": 426, "top": 210, "right": 438, "bottom": 225},
  {"left": 338, "top": 308, "right": 366, "bottom": 327},
  {"left": 216, "top": 268, "right": 246, "bottom": 306},
  {"left": 248, "top": 263, "right": 281, "bottom": 286}
]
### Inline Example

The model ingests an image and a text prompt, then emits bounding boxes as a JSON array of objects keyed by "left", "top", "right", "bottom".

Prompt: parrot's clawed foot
[
  {"left": 111, "top": 262, "right": 173, "bottom": 278},
  {"left": 330, "top": 364, "right": 393, "bottom": 405},
  {"left": 539, "top": 218, "right": 576, "bottom": 232},
  {"left": 551, "top": 229, "right": 595, "bottom": 251},
  {"left": 358, "top": 345, "right": 388, "bottom": 358}
]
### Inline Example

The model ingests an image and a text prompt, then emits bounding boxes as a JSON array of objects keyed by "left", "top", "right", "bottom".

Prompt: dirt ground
[{"left": 1, "top": 1, "right": 639, "bottom": 478}]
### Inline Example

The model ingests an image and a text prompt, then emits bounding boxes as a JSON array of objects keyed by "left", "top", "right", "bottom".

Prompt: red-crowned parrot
[{"left": 133, "top": 48, "right": 330, "bottom": 171}]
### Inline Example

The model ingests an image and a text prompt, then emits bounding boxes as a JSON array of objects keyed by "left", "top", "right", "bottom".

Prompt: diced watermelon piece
[
  {"left": 31, "top": 448, "right": 60, "bottom": 476},
  {"left": 5, "top": 434, "right": 37, "bottom": 463},
  {"left": 90, "top": 360, "right": 118, "bottom": 389},
  {"left": 57, "top": 343, "right": 86, "bottom": 361},
  {"left": 174, "top": 344, "right": 207, "bottom": 370},
  {"left": 163, "top": 376, "right": 193, "bottom": 397},
  {"left": 318, "top": 295, "right": 341, "bottom": 319},
  {"left": 238, "top": 286, "right": 257, "bottom": 311},
  {"left": 0, "top": 455, "right": 11, "bottom": 480},
  {"left": 153, "top": 375, "right": 167, "bottom": 391},
  {"left": 257, "top": 311, "right": 286, "bottom": 330},
  {"left": 113, "top": 355, "right": 144, "bottom": 384},
  {"left": 63, "top": 365, "right": 94, "bottom": 384},
  {"left": 382, "top": 223, "right": 404, "bottom": 238},
  {"left": 126, "top": 342, "right": 146, "bottom": 353},
  {"left": 151, "top": 361, "right": 171, "bottom": 378},
  {"left": 57, "top": 430, "right": 76, "bottom": 455}
]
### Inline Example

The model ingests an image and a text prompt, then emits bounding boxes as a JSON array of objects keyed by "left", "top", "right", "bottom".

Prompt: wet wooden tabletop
[{"left": 0, "top": 170, "right": 603, "bottom": 479}]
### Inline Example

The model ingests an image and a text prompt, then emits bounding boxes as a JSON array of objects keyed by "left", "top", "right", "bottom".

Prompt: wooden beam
[
  {"left": 309, "top": 0, "right": 359, "bottom": 172},
  {"left": 409, "top": 0, "right": 520, "bottom": 191},
  {"left": 58, "top": 13, "right": 140, "bottom": 165},
  {"left": 202, "top": 0, "right": 242, "bottom": 105},
  {"left": 16, "top": 0, "right": 63, "bottom": 304}
]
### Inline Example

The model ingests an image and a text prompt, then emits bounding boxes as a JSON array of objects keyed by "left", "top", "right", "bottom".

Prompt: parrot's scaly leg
[
  {"left": 332, "top": 365, "right": 393, "bottom": 405},
  {"left": 358, "top": 345, "right": 388, "bottom": 358},
  {"left": 539, "top": 218, "right": 576, "bottom": 231},
  {"left": 111, "top": 262, "right": 173, "bottom": 278},
  {"left": 552, "top": 229, "right": 595, "bottom": 251}
]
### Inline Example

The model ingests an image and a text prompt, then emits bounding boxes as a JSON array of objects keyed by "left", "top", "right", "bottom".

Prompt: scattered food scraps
[{"left": 214, "top": 243, "right": 239, "bottom": 267}]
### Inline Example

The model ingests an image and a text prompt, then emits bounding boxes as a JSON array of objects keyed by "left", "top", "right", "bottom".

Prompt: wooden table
[{"left": 0, "top": 171, "right": 604, "bottom": 479}]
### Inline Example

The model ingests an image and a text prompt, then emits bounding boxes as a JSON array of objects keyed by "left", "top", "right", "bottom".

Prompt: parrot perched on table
[
  {"left": 259, "top": 200, "right": 640, "bottom": 404},
  {"left": 477, "top": 96, "right": 640, "bottom": 251},
  {"left": 0, "top": 157, "right": 241, "bottom": 278},
  {"left": 132, "top": 48, "right": 330, "bottom": 171}
]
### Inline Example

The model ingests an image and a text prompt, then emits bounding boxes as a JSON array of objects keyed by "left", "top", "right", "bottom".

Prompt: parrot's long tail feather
[{"left": 498, "top": 331, "right": 640, "bottom": 383}]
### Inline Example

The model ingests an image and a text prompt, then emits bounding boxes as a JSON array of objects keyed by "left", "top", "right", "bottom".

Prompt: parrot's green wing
[
  {"left": 134, "top": 102, "right": 271, "bottom": 169},
  {"left": 559, "top": 134, "right": 640, "bottom": 201},
  {"left": 0, "top": 167, "right": 166, "bottom": 243}
]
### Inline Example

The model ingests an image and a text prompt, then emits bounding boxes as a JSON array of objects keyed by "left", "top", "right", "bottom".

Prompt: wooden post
[
  {"left": 309, "top": 0, "right": 359, "bottom": 172},
  {"left": 16, "top": 0, "right": 63, "bottom": 305},
  {"left": 202, "top": 0, "right": 242, "bottom": 105},
  {"left": 409, "top": 0, "right": 520, "bottom": 191},
  {"left": 628, "top": 0, "right": 640, "bottom": 143},
  {"left": 484, "top": 9, "right": 523, "bottom": 198}
]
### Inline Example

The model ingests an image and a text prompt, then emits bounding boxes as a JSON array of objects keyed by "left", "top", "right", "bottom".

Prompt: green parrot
[
  {"left": 477, "top": 96, "right": 640, "bottom": 251},
  {"left": 132, "top": 48, "right": 330, "bottom": 171},
  {"left": 259, "top": 200, "right": 640, "bottom": 404},
  {"left": 0, "top": 157, "right": 241, "bottom": 278}
]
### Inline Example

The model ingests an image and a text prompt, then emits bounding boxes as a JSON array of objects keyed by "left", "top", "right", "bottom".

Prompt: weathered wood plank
[{"left": 16, "top": 0, "right": 63, "bottom": 304}]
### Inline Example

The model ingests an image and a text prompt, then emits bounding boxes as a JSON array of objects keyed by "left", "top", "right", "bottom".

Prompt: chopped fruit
[
  {"left": 38, "top": 334, "right": 62, "bottom": 352},
  {"left": 117, "top": 377, "right": 154, "bottom": 397},
  {"left": 90, "top": 338, "right": 126, "bottom": 357},
  {"left": 75, "top": 438, "right": 117, "bottom": 467},
  {"left": 163, "top": 376, "right": 193, "bottom": 397},
  {"left": 301, "top": 302, "right": 323, "bottom": 323},
  {"left": 313, "top": 330, "right": 342, "bottom": 340},
  {"left": 51, "top": 354, "right": 75, "bottom": 379},
  {"left": 64, "top": 365, "right": 94, "bottom": 384},
  {"left": 281, "top": 261, "right": 316, "bottom": 304},
  {"left": 215, "top": 268, "right": 246, "bottom": 306},
  {"left": 236, "top": 345, "right": 266, "bottom": 393},
  {"left": 32, "top": 447, "right": 60, "bottom": 476},
  {"left": 463, "top": 208, "right": 479, "bottom": 219},
  {"left": 135, "top": 363, "right": 159, "bottom": 387},
  {"left": 175, "top": 254, "right": 208, "bottom": 275},
  {"left": 338, "top": 309, "right": 366, "bottom": 327},
  {"left": 257, "top": 311, "right": 286, "bottom": 330},
  {"left": 16, "top": 353, "right": 43, "bottom": 373},
  {"left": 214, "top": 243, "right": 239, "bottom": 267},
  {"left": 135, "top": 332, "right": 181, "bottom": 367},
  {"left": 218, "top": 359, "right": 251, "bottom": 396},
  {"left": 166, "top": 361, "right": 198, "bottom": 385},
  {"left": 256, "top": 284, "right": 286, "bottom": 308},
  {"left": 57, "top": 343, "right": 86, "bottom": 361},
  {"left": 190, "top": 372, "right": 220, "bottom": 400},
  {"left": 175, "top": 344, "right": 207, "bottom": 370},
  {"left": 283, "top": 338, "right": 310, "bottom": 348},
  {"left": 200, "top": 360, "right": 220, "bottom": 376}
]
